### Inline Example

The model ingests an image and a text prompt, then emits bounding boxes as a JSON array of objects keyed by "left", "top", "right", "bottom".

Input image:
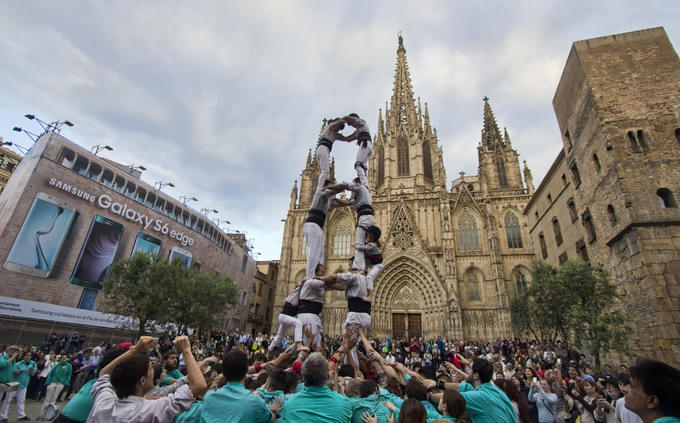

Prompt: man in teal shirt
[
  {"left": 625, "top": 359, "right": 680, "bottom": 423},
  {"left": 349, "top": 380, "right": 393, "bottom": 423},
  {"left": 447, "top": 358, "right": 515, "bottom": 423},
  {"left": 0, "top": 346, "right": 18, "bottom": 385},
  {"left": 175, "top": 349, "right": 278, "bottom": 422},
  {"left": 279, "top": 352, "right": 352, "bottom": 423},
  {"left": 42, "top": 355, "right": 72, "bottom": 417},
  {"left": 0, "top": 351, "right": 36, "bottom": 421},
  {"left": 161, "top": 350, "right": 184, "bottom": 386}
]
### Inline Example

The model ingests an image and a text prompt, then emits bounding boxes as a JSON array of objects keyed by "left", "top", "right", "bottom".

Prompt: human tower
[{"left": 270, "top": 113, "right": 384, "bottom": 368}]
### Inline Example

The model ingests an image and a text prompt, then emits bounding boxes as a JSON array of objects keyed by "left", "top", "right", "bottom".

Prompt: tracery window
[
  {"left": 398, "top": 138, "right": 409, "bottom": 176},
  {"left": 515, "top": 271, "right": 527, "bottom": 292},
  {"left": 458, "top": 211, "right": 480, "bottom": 251},
  {"left": 376, "top": 145, "right": 385, "bottom": 186},
  {"left": 497, "top": 160, "right": 508, "bottom": 187},
  {"left": 423, "top": 141, "right": 433, "bottom": 180},
  {"left": 505, "top": 212, "right": 523, "bottom": 249},
  {"left": 332, "top": 220, "right": 351, "bottom": 256},
  {"left": 468, "top": 272, "right": 481, "bottom": 301}
]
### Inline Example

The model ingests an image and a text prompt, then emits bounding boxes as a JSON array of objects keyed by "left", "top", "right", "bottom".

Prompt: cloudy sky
[{"left": 1, "top": 1, "right": 678, "bottom": 260}]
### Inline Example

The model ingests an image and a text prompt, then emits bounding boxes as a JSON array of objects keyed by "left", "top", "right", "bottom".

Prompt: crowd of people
[{"left": 1, "top": 330, "right": 679, "bottom": 422}]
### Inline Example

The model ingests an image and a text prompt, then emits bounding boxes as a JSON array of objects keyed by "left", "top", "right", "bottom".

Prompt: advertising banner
[{"left": 0, "top": 295, "right": 132, "bottom": 328}]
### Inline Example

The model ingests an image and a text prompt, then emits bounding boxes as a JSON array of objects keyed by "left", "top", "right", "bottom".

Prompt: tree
[
  {"left": 103, "top": 253, "right": 238, "bottom": 338},
  {"left": 509, "top": 259, "right": 630, "bottom": 368}
]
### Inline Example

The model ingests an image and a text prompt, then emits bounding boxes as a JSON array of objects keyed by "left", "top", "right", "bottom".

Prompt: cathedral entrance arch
[{"left": 372, "top": 256, "right": 447, "bottom": 339}]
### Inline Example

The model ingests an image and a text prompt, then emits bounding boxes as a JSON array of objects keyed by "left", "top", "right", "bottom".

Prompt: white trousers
[
  {"left": 0, "top": 387, "right": 27, "bottom": 419},
  {"left": 42, "top": 383, "right": 64, "bottom": 416},
  {"left": 355, "top": 141, "right": 373, "bottom": 171},
  {"left": 304, "top": 222, "right": 324, "bottom": 278},
  {"left": 352, "top": 214, "right": 376, "bottom": 271},
  {"left": 270, "top": 313, "right": 303, "bottom": 350},
  {"left": 298, "top": 313, "right": 323, "bottom": 348},
  {"left": 316, "top": 145, "right": 331, "bottom": 192},
  {"left": 344, "top": 312, "right": 372, "bottom": 368},
  {"left": 367, "top": 263, "right": 384, "bottom": 288}
]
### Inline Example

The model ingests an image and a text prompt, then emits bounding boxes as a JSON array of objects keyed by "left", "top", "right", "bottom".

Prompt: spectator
[
  {"left": 0, "top": 351, "right": 37, "bottom": 421},
  {"left": 625, "top": 359, "right": 680, "bottom": 423},
  {"left": 41, "top": 355, "right": 72, "bottom": 417},
  {"left": 88, "top": 336, "right": 206, "bottom": 423}
]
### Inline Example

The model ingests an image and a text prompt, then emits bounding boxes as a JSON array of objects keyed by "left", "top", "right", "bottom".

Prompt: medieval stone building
[{"left": 272, "top": 37, "right": 536, "bottom": 340}]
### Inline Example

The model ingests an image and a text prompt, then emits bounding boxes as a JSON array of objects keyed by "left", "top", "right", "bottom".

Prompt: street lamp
[
  {"left": 91, "top": 144, "right": 113, "bottom": 155},
  {"left": 12, "top": 127, "right": 39, "bottom": 142},
  {"left": 201, "top": 208, "right": 219, "bottom": 217},
  {"left": 180, "top": 196, "right": 198, "bottom": 206},
  {"left": 24, "top": 114, "right": 74, "bottom": 134},
  {"left": 154, "top": 181, "right": 175, "bottom": 191},
  {"left": 127, "top": 165, "right": 147, "bottom": 175}
]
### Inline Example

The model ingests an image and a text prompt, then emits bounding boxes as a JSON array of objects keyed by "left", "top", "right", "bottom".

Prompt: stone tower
[{"left": 272, "top": 36, "right": 535, "bottom": 341}]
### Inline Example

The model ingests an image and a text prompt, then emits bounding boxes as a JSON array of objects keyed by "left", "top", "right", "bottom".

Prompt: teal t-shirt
[
  {"left": 174, "top": 381, "right": 272, "bottom": 423},
  {"left": 162, "top": 368, "right": 185, "bottom": 386},
  {"left": 0, "top": 353, "right": 15, "bottom": 383},
  {"left": 60, "top": 378, "right": 96, "bottom": 422},
  {"left": 653, "top": 418, "right": 680, "bottom": 423},
  {"left": 46, "top": 362, "right": 72, "bottom": 386},
  {"left": 279, "top": 385, "right": 352, "bottom": 423},
  {"left": 13, "top": 360, "right": 37, "bottom": 388},
  {"left": 349, "top": 395, "right": 393, "bottom": 423},
  {"left": 460, "top": 382, "right": 516, "bottom": 423},
  {"left": 255, "top": 387, "right": 286, "bottom": 405}
]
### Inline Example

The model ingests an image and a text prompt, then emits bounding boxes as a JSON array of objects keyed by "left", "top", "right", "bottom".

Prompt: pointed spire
[
  {"left": 523, "top": 160, "right": 535, "bottom": 194},
  {"left": 290, "top": 180, "right": 298, "bottom": 209},
  {"left": 504, "top": 127, "right": 512, "bottom": 148},
  {"left": 481, "top": 97, "right": 503, "bottom": 149},
  {"left": 390, "top": 33, "right": 417, "bottom": 131},
  {"left": 424, "top": 101, "right": 431, "bottom": 131},
  {"left": 330, "top": 157, "right": 336, "bottom": 180},
  {"left": 377, "top": 108, "right": 384, "bottom": 136},
  {"left": 305, "top": 149, "right": 312, "bottom": 168}
]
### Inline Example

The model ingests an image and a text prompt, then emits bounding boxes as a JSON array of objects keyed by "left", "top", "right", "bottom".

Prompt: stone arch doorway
[{"left": 372, "top": 256, "right": 449, "bottom": 339}]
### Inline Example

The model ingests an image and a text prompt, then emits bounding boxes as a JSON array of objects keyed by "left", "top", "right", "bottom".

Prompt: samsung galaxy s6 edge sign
[{"left": 48, "top": 178, "right": 194, "bottom": 246}]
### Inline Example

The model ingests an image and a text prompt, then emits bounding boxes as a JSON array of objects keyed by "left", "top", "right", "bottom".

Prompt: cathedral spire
[
  {"left": 390, "top": 33, "right": 418, "bottom": 131},
  {"left": 523, "top": 160, "right": 535, "bottom": 194},
  {"left": 305, "top": 149, "right": 312, "bottom": 168},
  {"left": 504, "top": 127, "right": 512, "bottom": 148},
  {"left": 481, "top": 97, "right": 503, "bottom": 149},
  {"left": 290, "top": 180, "right": 298, "bottom": 209}
]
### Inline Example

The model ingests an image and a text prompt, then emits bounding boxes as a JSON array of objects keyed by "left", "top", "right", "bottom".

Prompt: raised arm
[
  {"left": 174, "top": 335, "right": 207, "bottom": 398},
  {"left": 100, "top": 336, "right": 156, "bottom": 376}
]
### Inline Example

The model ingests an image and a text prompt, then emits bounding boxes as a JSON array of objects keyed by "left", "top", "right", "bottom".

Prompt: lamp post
[
  {"left": 154, "top": 181, "right": 175, "bottom": 191},
  {"left": 201, "top": 208, "right": 219, "bottom": 217},
  {"left": 23, "top": 114, "right": 73, "bottom": 134},
  {"left": 12, "top": 127, "right": 39, "bottom": 142},
  {"left": 215, "top": 218, "right": 230, "bottom": 232},
  {"left": 91, "top": 144, "right": 113, "bottom": 155},
  {"left": 127, "top": 165, "right": 147, "bottom": 175},
  {"left": 180, "top": 196, "right": 198, "bottom": 206}
]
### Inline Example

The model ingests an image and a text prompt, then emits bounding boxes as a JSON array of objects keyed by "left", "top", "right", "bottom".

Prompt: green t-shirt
[
  {"left": 162, "top": 368, "right": 185, "bottom": 386},
  {"left": 0, "top": 354, "right": 15, "bottom": 383},
  {"left": 460, "top": 382, "right": 516, "bottom": 423},
  {"left": 349, "top": 395, "right": 393, "bottom": 423},
  {"left": 279, "top": 385, "right": 352, "bottom": 423},
  {"left": 13, "top": 360, "right": 37, "bottom": 389},
  {"left": 61, "top": 378, "right": 96, "bottom": 422},
  {"left": 653, "top": 418, "right": 680, "bottom": 423},
  {"left": 174, "top": 381, "right": 272, "bottom": 423}
]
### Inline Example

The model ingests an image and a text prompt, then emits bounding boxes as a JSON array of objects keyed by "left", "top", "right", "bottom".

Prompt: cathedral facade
[{"left": 272, "top": 38, "right": 536, "bottom": 341}]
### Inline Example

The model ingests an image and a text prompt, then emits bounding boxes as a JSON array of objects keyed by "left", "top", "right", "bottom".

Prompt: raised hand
[
  {"left": 361, "top": 412, "right": 378, "bottom": 423},
  {"left": 134, "top": 336, "right": 157, "bottom": 353},
  {"left": 173, "top": 336, "right": 192, "bottom": 353}
]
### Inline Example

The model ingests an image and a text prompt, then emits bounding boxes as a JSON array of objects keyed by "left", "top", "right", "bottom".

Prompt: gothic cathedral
[{"left": 272, "top": 38, "right": 537, "bottom": 341}]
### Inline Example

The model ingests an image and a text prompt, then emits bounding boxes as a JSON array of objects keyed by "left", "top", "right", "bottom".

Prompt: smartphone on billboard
[
  {"left": 4, "top": 192, "right": 77, "bottom": 278},
  {"left": 71, "top": 215, "right": 125, "bottom": 289},
  {"left": 169, "top": 246, "right": 192, "bottom": 268},
  {"left": 130, "top": 232, "right": 161, "bottom": 259}
]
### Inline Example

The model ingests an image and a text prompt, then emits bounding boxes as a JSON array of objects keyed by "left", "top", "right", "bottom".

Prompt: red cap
[{"left": 292, "top": 361, "right": 303, "bottom": 374}]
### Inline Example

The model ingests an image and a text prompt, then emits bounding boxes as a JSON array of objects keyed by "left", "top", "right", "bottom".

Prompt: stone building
[
  {"left": 0, "top": 139, "right": 22, "bottom": 193},
  {"left": 245, "top": 260, "right": 279, "bottom": 336},
  {"left": 272, "top": 37, "right": 536, "bottom": 340},
  {"left": 525, "top": 27, "right": 680, "bottom": 365}
]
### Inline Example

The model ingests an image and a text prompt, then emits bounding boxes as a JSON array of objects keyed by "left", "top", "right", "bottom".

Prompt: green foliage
[
  {"left": 103, "top": 252, "right": 238, "bottom": 337},
  {"left": 509, "top": 259, "right": 630, "bottom": 367}
]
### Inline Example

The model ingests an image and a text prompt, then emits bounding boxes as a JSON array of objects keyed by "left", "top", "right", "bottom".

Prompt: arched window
[
  {"left": 301, "top": 235, "right": 308, "bottom": 256},
  {"left": 458, "top": 211, "right": 480, "bottom": 251},
  {"left": 657, "top": 188, "right": 677, "bottom": 208},
  {"left": 398, "top": 137, "right": 409, "bottom": 176},
  {"left": 504, "top": 212, "right": 523, "bottom": 249},
  {"left": 607, "top": 204, "right": 617, "bottom": 225},
  {"left": 332, "top": 220, "right": 351, "bottom": 256},
  {"left": 552, "top": 218, "right": 563, "bottom": 246},
  {"left": 515, "top": 271, "right": 527, "bottom": 292},
  {"left": 675, "top": 128, "right": 680, "bottom": 145},
  {"left": 497, "top": 160, "right": 508, "bottom": 187},
  {"left": 376, "top": 145, "right": 385, "bottom": 187},
  {"left": 423, "top": 141, "right": 433, "bottom": 180},
  {"left": 468, "top": 271, "right": 481, "bottom": 301},
  {"left": 582, "top": 209, "right": 597, "bottom": 243}
]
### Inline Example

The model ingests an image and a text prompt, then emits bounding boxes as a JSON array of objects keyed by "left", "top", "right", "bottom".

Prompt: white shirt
[
  {"left": 88, "top": 374, "right": 195, "bottom": 423},
  {"left": 615, "top": 396, "right": 643, "bottom": 423}
]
